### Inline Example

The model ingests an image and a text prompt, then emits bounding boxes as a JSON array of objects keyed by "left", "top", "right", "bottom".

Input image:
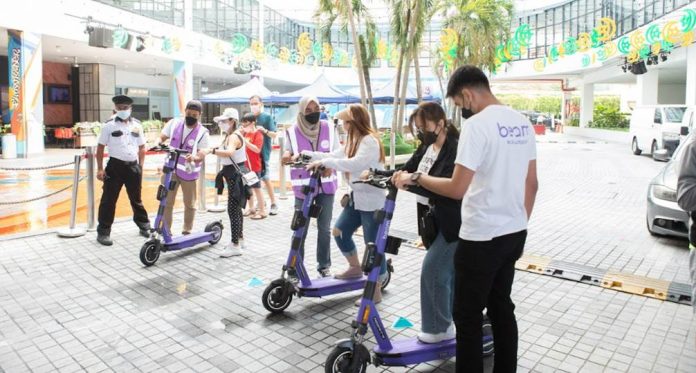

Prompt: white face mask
[
  {"left": 218, "top": 120, "right": 230, "bottom": 133},
  {"left": 115, "top": 109, "right": 131, "bottom": 120},
  {"left": 250, "top": 104, "right": 261, "bottom": 115}
]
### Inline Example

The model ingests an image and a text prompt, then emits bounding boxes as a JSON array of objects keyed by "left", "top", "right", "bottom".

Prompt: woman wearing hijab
[
  {"left": 282, "top": 96, "right": 340, "bottom": 278},
  {"left": 303, "top": 104, "right": 387, "bottom": 303}
]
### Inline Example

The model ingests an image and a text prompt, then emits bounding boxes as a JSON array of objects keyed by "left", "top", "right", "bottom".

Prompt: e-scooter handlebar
[
  {"left": 289, "top": 154, "right": 325, "bottom": 171},
  {"left": 148, "top": 144, "right": 191, "bottom": 155}
]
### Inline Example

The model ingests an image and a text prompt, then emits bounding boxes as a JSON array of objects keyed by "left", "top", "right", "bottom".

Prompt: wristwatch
[
  {"left": 212, "top": 148, "right": 217, "bottom": 155},
  {"left": 411, "top": 171, "right": 423, "bottom": 185}
]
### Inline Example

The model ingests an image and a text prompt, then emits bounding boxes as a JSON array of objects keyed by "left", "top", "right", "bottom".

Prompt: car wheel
[
  {"left": 651, "top": 140, "right": 658, "bottom": 160},
  {"left": 632, "top": 137, "right": 642, "bottom": 155}
]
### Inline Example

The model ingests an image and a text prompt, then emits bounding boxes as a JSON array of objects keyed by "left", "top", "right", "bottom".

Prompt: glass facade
[
  {"left": 511, "top": 0, "right": 696, "bottom": 60},
  {"left": 94, "top": 0, "right": 185, "bottom": 26},
  {"left": 192, "top": 0, "right": 259, "bottom": 40}
]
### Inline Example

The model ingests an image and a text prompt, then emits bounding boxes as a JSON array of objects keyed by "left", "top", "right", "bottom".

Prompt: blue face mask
[{"left": 116, "top": 110, "right": 131, "bottom": 120}]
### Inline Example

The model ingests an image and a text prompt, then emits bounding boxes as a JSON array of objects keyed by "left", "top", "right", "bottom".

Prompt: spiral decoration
[
  {"left": 597, "top": 18, "right": 617, "bottom": 42},
  {"left": 617, "top": 36, "right": 631, "bottom": 54},
  {"left": 682, "top": 9, "right": 696, "bottom": 32},
  {"left": 564, "top": 37, "right": 578, "bottom": 56},
  {"left": 577, "top": 33, "right": 591, "bottom": 52},
  {"left": 230, "top": 33, "right": 249, "bottom": 54},
  {"left": 321, "top": 43, "right": 334, "bottom": 63},
  {"left": 297, "top": 32, "right": 312, "bottom": 56},
  {"left": 662, "top": 20, "right": 684, "bottom": 44},
  {"left": 265, "top": 43, "right": 279, "bottom": 58},
  {"left": 278, "top": 47, "right": 290, "bottom": 63},
  {"left": 645, "top": 24, "right": 662, "bottom": 45}
]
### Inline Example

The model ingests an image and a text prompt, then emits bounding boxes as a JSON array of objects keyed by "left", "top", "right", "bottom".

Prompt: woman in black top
[{"left": 377, "top": 102, "right": 461, "bottom": 343}]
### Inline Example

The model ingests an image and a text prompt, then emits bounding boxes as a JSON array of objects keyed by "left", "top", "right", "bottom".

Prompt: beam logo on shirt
[{"left": 497, "top": 122, "right": 531, "bottom": 145}]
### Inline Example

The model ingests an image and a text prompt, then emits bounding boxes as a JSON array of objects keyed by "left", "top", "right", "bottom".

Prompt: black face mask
[
  {"left": 185, "top": 116, "right": 198, "bottom": 126},
  {"left": 304, "top": 112, "right": 321, "bottom": 125},
  {"left": 422, "top": 126, "right": 441, "bottom": 146},
  {"left": 461, "top": 108, "right": 475, "bottom": 119}
]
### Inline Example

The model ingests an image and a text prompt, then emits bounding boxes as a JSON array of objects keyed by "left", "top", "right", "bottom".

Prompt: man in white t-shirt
[{"left": 394, "top": 65, "right": 539, "bottom": 372}]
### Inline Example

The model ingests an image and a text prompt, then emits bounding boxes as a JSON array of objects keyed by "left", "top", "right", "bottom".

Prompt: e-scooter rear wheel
[
  {"left": 262, "top": 279, "right": 293, "bottom": 313},
  {"left": 325, "top": 346, "right": 369, "bottom": 373},
  {"left": 205, "top": 221, "right": 224, "bottom": 245},
  {"left": 379, "top": 259, "right": 393, "bottom": 290},
  {"left": 140, "top": 240, "right": 160, "bottom": 267}
]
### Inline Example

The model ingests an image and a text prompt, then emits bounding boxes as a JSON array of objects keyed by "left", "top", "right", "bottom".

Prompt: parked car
[
  {"left": 646, "top": 133, "right": 691, "bottom": 238},
  {"left": 630, "top": 105, "right": 687, "bottom": 161}
]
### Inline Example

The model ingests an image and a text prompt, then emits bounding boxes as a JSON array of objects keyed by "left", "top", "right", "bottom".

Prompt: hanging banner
[{"left": 7, "top": 29, "right": 44, "bottom": 157}]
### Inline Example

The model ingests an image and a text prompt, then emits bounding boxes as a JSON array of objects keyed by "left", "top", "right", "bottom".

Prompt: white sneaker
[
  {"left": 239, "top": 239, "right": 247, "bottom": 250},
  {"left": 220, "top": 243, "right": 242, "bottom": 258},
  {"left": 418, "top": 324, "right": 456, "bottom": 344}
]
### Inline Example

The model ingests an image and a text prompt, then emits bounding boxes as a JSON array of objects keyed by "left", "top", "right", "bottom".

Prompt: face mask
[
  {"left": 185, "top": 116, "right": 198, "bottom": 126},
  {"left": 250, "top": 104, "right": 261, "bottom": 115},
  {"left": 304, "top": 112, "right": 321, "bottom": 125},
  {"left": 115, "top": 110, "right": 131, "bottom": 120},
  {"left": 461, "top": 108, "right": 475, "bottom": 119},
  {"left": 422, "top": 125, "right": 442, "bottom": 145},
  {"left": 219, "top": 121, "right": 230, "bottom": 133}
]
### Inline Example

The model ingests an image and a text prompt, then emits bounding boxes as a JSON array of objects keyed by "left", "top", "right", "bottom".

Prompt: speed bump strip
[
  {"left": 600, "top": 271, "right": 670, "bottom": 301},
  {"left": 666, "top": 281, "right": 693, "bottom": 305},
  {"left": 544, "top": 261, "right": 607, "bottom": 286},
  {"left": 514, "top": 255, "right": 551, "bottom": 274}
]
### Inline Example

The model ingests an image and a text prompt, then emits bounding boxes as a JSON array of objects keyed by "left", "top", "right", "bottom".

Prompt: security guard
[{"left": 96, "top": 95, "right": 151, "bottom": 246}]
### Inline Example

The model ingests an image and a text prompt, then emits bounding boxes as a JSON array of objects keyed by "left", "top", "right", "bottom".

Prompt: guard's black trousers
[
  {"left": 97, "top": 158, "right": 150, "bottom": 236},
  {"left": 454, "top": 230, "right": 527, "bottom": 373}
]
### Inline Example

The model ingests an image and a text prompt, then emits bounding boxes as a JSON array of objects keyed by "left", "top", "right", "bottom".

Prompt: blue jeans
[
  {"left": 334, "top": 201, "right": 387, "bottom": 275},
  {"left": 421, "top": 232, "right": 456, "bottom": 334},
  {"left": 294, "top": 194, "right": 334, "bottom": 272}
]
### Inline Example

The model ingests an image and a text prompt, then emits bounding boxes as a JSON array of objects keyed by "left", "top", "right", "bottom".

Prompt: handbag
[
  {"left": 229, "top": 134, "right": 260, "bottom": 186},
  {"left": 418, "top": 206, "right": 438, "bottom": 249}
]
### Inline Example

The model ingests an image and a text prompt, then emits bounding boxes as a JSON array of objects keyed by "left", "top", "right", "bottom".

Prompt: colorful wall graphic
[{"left": 7, "top": 29, "right": 44, "bottom": 157}]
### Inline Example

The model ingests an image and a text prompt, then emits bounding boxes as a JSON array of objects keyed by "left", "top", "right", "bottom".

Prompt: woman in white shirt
[
  {"left": 207, "top": 108, "right": 249, "bottom": 258},
  {"left": 304, "top": 104, "right": 387, "bottom": 303}
]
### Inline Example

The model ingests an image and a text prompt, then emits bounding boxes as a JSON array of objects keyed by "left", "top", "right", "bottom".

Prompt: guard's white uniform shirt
[{"left": 98, "top": 117, "right": 146, "bottom": 162}]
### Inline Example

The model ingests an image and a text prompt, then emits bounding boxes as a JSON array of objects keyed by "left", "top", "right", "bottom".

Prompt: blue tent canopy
[
  {"left": 267, "top": 74, "right": 360, "bottom": 104},
  {"left": 200, "top": 77, "right": 273, "bottom": 104},
  {"left": 368, "top": 77, "right": 439, "bottom": 104}
]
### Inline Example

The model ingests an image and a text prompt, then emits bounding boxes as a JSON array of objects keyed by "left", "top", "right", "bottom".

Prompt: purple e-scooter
[
  {"left": 261, "top": 155, "right": 395, "bottom": 313},
  {"left": 324, "top": 173, "right": 493, "bottom": 372},
  {"left": 139, "top": 144, "right": 224, "bottom": 266}
]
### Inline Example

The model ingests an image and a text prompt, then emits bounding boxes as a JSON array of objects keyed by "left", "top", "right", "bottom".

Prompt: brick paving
[{"left": 0, "top": 134, "right": 695, "bottom": 372}]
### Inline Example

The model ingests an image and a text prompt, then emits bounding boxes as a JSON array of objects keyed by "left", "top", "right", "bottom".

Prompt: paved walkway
[{"left": 1, "top": 136, "right": 695, "bottom": 372}]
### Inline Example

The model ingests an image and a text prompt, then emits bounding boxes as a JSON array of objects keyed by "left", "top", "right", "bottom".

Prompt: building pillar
[
  {"left": 580, "top": 83, "right": 594, "bottom": 128},
  {"left": 79, "top": 64, "right": 116, "bottom": 123},
  {"left": 183, "top": 0, "right": 193, "bottom": 31},
  {"left": 7, "top": 29, "right": 44, "bottom": 157},
  {"left": 561, "top": 89, "right": 572, "bottom": 129},
  {"left": 636, "top": 68, "right": 659, "bottom": 106},
  {"left": 172, "top": 60, "right": 193, "bottom": 118},
  {"left": 686, "top": 45, "right": 696, "bottom": 106}
]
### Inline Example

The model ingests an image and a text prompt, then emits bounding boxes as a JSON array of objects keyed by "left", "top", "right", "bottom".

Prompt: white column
[
  {"left": 580, "top": 83, "right": 594, "bottom": 128},
  {"left": 184, "top": 0, "right": 193, "bottom": 31},
  {"left": 636, "top": 69, "right": 659, "bottom": 106},
  {"left": 686, "top": 45, "right": 696, "bottom": 106},
  {"left": 258, "top": 0, "right": 265, "bottom": 45}
]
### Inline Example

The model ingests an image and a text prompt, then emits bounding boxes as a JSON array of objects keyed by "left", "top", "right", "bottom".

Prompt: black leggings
[{"left": 227, "top": 180, "right": 244, "bottom": 244}]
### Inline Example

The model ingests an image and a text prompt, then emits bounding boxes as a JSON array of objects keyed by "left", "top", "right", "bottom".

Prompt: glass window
[{"left": 665, "top": 107, "right": 687, "bottom": 123}]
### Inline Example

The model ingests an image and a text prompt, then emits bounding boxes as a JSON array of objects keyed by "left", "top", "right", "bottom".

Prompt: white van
[{"left": 630, "top": 105, "right": 687, "bottom": 160}]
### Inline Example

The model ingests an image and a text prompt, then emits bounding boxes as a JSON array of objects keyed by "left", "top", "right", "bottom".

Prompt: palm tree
[
  {"left": 315, "top": 0, "right": 379, "bottom": 127},
  {"left": 437, "top": 0, "right": 514, "bottom": 74}
]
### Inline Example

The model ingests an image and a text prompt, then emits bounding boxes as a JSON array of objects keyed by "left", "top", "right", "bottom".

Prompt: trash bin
[{"left": 1, "top": 133, "right": 17, "bottom": 159}]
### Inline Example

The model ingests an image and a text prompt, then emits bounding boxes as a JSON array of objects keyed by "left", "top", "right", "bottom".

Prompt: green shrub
[
  {"left": 588, "top": 105, "right": 629, "bottom": 129},
  {"left": 381, "top": 131, "right": 414, "bottom": 155}
]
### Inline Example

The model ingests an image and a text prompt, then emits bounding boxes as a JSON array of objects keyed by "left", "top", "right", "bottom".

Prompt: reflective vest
[
  {"left": 170, "top": 119, "right": 206, "bottom": 181},
  {"left": 286, "top": 120, "right": 338, "bottom": 199}
]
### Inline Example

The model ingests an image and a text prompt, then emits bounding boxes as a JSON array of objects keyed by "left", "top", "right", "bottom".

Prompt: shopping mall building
[{"left": 1, "top": 0, "right": 695, "bottom": 156}]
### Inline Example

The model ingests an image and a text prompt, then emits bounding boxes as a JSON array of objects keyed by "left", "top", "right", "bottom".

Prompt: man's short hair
[
  {"left": 446, "top": 65, "right": 490, "bottom": 98},
  {"left": 249, "top": 95, "right": 263, "bottom": 103}
]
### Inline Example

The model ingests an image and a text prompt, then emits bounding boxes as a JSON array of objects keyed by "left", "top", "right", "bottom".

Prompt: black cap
[
  {"left": 112, "top": 95, "right": 133, "bottom": 105},
  {"left": 185, "top": 100, "right": 203, "bottom": 112}
]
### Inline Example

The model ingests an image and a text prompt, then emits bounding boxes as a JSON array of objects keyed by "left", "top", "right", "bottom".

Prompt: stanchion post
[
  {"left": 85, "top": 147, "right": 96, "bottom": 231},
  {"left": 58, "top": 154, "right": 86, "bottom": 238},
  {"left": 278, "top": 136, "right": 287, "bottom": 200},
  {"left": 207, "top": 157, "right": 226, "bottom": 212},
  {"left": 198, "top": 159, "right": 207, "bottom": 211}
]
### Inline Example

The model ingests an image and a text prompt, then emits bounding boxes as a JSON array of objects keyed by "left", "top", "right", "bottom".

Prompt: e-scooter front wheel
[
  {"left": 325, "top": 345, "right": 369, "bottom": 373},
  {"left": 139, "top": 240, "right": 161, "bottom": 267},
  {"left": 205, "top": 221, "right": 224, "bottom": 245},
  {"left": 262, "top": 279, "right": 294, "bottom": 313}
]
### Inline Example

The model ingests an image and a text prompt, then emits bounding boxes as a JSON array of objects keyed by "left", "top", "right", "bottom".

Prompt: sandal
[
  {"left": 250, "top": 212, "right": 268, "bottom": 220},
  {"left": 243, "top": 208, "right": 257, "bottom": 217}
]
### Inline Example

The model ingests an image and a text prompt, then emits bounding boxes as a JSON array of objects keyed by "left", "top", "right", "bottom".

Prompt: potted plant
[
  {"left": 141, "top": 120, "right": 163, "bottom": 145},
  {"left": 73, "top": 122, "right": 101, "bottom": 147},
  {"left": 1, "top": 123, "right": 17, "bottom": 159}
]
